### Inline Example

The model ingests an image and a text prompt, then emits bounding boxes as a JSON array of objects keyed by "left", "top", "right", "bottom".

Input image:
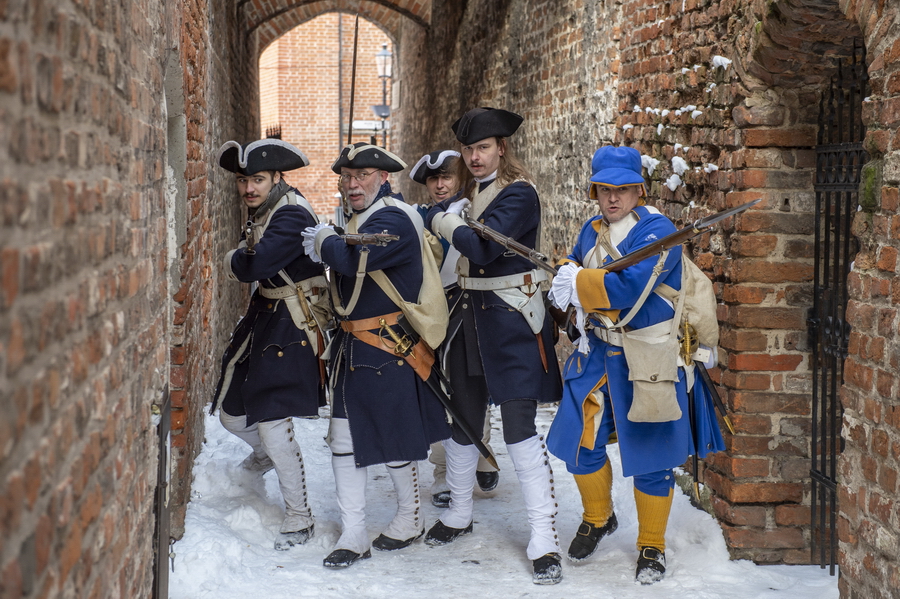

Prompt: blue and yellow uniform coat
[
  {"left": 212, "top": 188, "right": 327, "bottom": 424},
  {"left": 546, "top": 205, "right": 724, "bottom": 485},
  {"left": 322, "top": 185, "right": 451, "bottom": 468},
  {"left": 425, "top": 180, "right": 562, "bottom": 405}
]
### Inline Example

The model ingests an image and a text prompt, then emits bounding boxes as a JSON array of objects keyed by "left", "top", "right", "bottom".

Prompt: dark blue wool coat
[
  {"left": 322, "top": 190, "right": 451, "bottom": 468},
  {"left": 211, "top": 190, "right": 326, "bottom": 424},
  {"left": 426, "top": 180, "right": 562, "bottom": 405}
]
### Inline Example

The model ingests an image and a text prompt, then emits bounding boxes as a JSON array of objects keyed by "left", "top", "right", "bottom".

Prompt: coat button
[
  {"left": 301, "top": 340, "right": 307, "bottom": 346},
  {"left": 479, "top": 269, "right": 485, "bottom": 274},
  {"left": 464, "top": 293, "right": 469, "bottom": 299},
  {"left": 462, "top": 303, "right": 468, "bottom": 309},
  {"left": 397, "top": 360, "right": 404, "bottom": 366},
  {"left": 650, "top": 374, "right": 658, "bottom": 381},
  {"left": 607, "top": 351, "right": 615, "bottom": 357},
  {"left": 267, "top": 303, "right": 273, "bottom": 309},
  {"left": 277, "top": 351, "right": 284, "bottom": 357}
]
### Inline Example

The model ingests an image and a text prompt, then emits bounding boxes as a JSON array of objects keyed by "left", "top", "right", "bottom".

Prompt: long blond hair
[{"left": 456, "top": 137, "right": 534, "bottom": 198}]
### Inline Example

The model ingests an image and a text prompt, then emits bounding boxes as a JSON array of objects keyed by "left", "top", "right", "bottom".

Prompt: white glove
[
  {"left": 302, "top": 223, "right": 332, "bottom": 263},
  {"left": 446, "top": 198, "right": 470, "bottom": 217},
  {"left": 548, "top": 262, "right": 582, "bottom": 310}
]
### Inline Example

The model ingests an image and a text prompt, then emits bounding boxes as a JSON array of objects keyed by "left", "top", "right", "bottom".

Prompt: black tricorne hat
[
  {"left": 451, "top": 107, "right": 523, "bottom": 145},
  {"left": 216, "top": 139, "right": 309, "bottom": 175},
  {"left": 330, "top": 142, "right": 407, "bottom": 174},
  {"left": 409, "top": 150, "right": 461, "bottom": 185}
]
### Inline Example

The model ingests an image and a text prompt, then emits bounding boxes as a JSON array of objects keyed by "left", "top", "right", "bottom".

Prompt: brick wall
[
  {"left": 0, "top": 0, "right": 254, "bottom": 596},
  {"left": 259, "top": 14, "right": 393, "bottom": 219}
]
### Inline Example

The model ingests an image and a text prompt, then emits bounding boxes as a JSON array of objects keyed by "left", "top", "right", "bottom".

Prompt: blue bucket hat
[{"left": 589, "top": 146, "right": 645, "bottom": 187}]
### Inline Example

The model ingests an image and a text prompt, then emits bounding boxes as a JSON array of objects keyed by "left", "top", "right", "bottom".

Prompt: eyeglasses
[{"left": 339, "top": 171, "right": 378, "bottom": 184}]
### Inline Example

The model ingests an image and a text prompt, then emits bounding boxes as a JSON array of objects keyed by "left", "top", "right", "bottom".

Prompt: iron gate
[{"left": 809, "top": 40, "right": 867, "bottom": 575}]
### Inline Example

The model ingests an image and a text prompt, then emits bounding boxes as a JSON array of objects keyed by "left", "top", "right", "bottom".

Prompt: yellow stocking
[
  {"left": 634, "top": 487, "right": 673, "bottom": 551},
  {"left": 573, "top": 460, "right": 613, "bottom": 526}
]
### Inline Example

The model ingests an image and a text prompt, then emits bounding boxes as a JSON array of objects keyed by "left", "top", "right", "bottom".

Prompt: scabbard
[
  {"left": 688, "top": 386, "right": 700, "bottom": 502},
  {"left": 695, "top": 362, "right": 735, "bottom": 435},
  {"left": 421, "top": 371, "right": 499, "bottom": 471},
  {"left": 395, "top": 313, "right": 499, "bottom": 471}
]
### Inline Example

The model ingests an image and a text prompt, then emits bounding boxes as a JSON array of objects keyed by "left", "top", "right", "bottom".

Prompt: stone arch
[{"left": 241, "top": 0, "right": 431, "bottom": 53}]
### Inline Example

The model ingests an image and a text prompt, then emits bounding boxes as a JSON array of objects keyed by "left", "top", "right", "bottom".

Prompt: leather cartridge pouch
[{"left": 621, "top": 320, "right": 682, "bottom": 423}]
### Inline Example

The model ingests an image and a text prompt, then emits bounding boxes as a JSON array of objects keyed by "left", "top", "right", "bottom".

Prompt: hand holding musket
[{"left": 464, "top": 216, "right": 558, "bottom": 276}]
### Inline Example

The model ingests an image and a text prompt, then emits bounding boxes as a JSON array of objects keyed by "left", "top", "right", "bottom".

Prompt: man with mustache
[
  {"left": 303, "top": 142, "right": 451, "bottom": 569},
  {"left": 409, "top": 150, "right": 500, "bottom": 508},
  {"left": 424, "top": 108, "right": 563, "bottom": 585},
  {"left": 211, "top": 138, "right": 332, "bottom": 551}
]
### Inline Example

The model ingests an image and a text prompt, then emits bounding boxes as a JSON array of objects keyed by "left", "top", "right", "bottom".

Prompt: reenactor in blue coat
[
  {"left": 409, "top": 150, "right": 500, "bottom": 508},
  {"left": 211, "top": 139, "right": 332, "bottom": 551},
  {"left": 303, "top": 143, "right": 451, "bottom": 569},
  {"left": 546, "top": 145, "right": 725, "bottom": 584},
  {"left": 424, "top": 108, "right": 564, "bottom": 585}
]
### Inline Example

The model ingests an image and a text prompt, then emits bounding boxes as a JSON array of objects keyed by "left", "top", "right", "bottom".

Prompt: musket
[
  {"left": 601, "top": 199, "right": 761, "bottom": 273},
  {"left": 244, "top": 220, "right": 256, "bottom": 254},
  {"left": 464, "top": 216, "right": 558, "bottom": 276},
  {"left": 393, "top": 313, "right": 500, "bottom": 471},
  {"left": 464, "top": 199, "right": 760, "bottom": 276},
  {"left": 340, "top": 231, "right": 399, "bottom": 247},
  {"left": 346, "top": 14, "right": 360, "bottom": 146}
]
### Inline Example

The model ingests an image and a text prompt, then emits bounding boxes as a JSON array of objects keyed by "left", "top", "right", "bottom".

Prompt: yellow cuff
[{"left": 576, "top": 267, "right": 611, "bottom": 310}]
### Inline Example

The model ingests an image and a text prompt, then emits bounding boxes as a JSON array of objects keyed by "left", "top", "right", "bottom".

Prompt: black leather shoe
[
  {"left": 431, "top": 490, "right": 451, "bottom": 508},
  {"left": 635, "top": 546, "right": 666, "bottom": 584},
  {"left": 532, "top": 553, "right": 562, "bottom": 585},
  {"left": 372, "top": 530, "right": 423, "bottom": 551},
  {"left": 476, "top": 470, "right": 499, "bottom": 492},
  {"left": 424, "top": 519, "right": 473, "bottom": 546},
  {"left": 323, "top": 548, "right": 371, "bottom": 569},
  {"left": 567, "top": 513, "right": 618, "bottom": 562}
]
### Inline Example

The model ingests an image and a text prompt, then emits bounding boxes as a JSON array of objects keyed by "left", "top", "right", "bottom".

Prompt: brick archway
[{"left": 242, "top": 0, "right": 431, "bottom": 52}]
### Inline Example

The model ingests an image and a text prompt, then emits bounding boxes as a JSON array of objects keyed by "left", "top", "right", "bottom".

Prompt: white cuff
[
  {"left": 224, "top": 250, "right": 239, "bottom": 281},
  {"left": 435, "top": 212, "right": 466, "bottom": 242},
  {"left": 315, "top": 227, "right": 339, "bottom": 258}
]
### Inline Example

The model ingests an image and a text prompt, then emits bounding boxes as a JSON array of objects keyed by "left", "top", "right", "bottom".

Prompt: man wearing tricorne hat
[
  {"left": 211, "top": 138, "right": 333, "bottom": 551},
  {"left": 409, "top": 150, "right": 501, "bottom": 508},
  {"left": 545, "top": 145, "right": 725, "bottom": 584},
  {"left": 302, "top": 142, "right": 451, "bottom": 569},
  {"left": 423, "top": 108, "right": 564, "bottom": 585}
]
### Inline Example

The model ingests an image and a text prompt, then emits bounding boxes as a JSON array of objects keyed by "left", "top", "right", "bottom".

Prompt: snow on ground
[{"left": 170, "top": 406, "right": 838, "bottom": 599}]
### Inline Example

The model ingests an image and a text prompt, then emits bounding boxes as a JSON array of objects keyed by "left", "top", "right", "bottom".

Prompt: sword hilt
[{"left": 379, "top": 318, "right": 416, "bottom": 358}]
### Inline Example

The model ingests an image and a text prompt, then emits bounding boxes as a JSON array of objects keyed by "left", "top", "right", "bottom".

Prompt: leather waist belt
[
  {"left": 259, "top": 285, "right": 296, "bottom": 299},
  {"left": 592, "top": 327, "right": 624, "bottom": 347},
  {"left": 592, "top": 326, "right": 713, "bottom": 364},
  {"left": 458, "top": 269, "right": 549, "bottom": 291},
  {"left": 340, "top": 311, "right": 402, "bottom": 332},
  {"left": 259, "top": 275, "right": 327, "bottom": 300},
  {"left": 340, "top": 311, "right": 433, "bottom": 381}
]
